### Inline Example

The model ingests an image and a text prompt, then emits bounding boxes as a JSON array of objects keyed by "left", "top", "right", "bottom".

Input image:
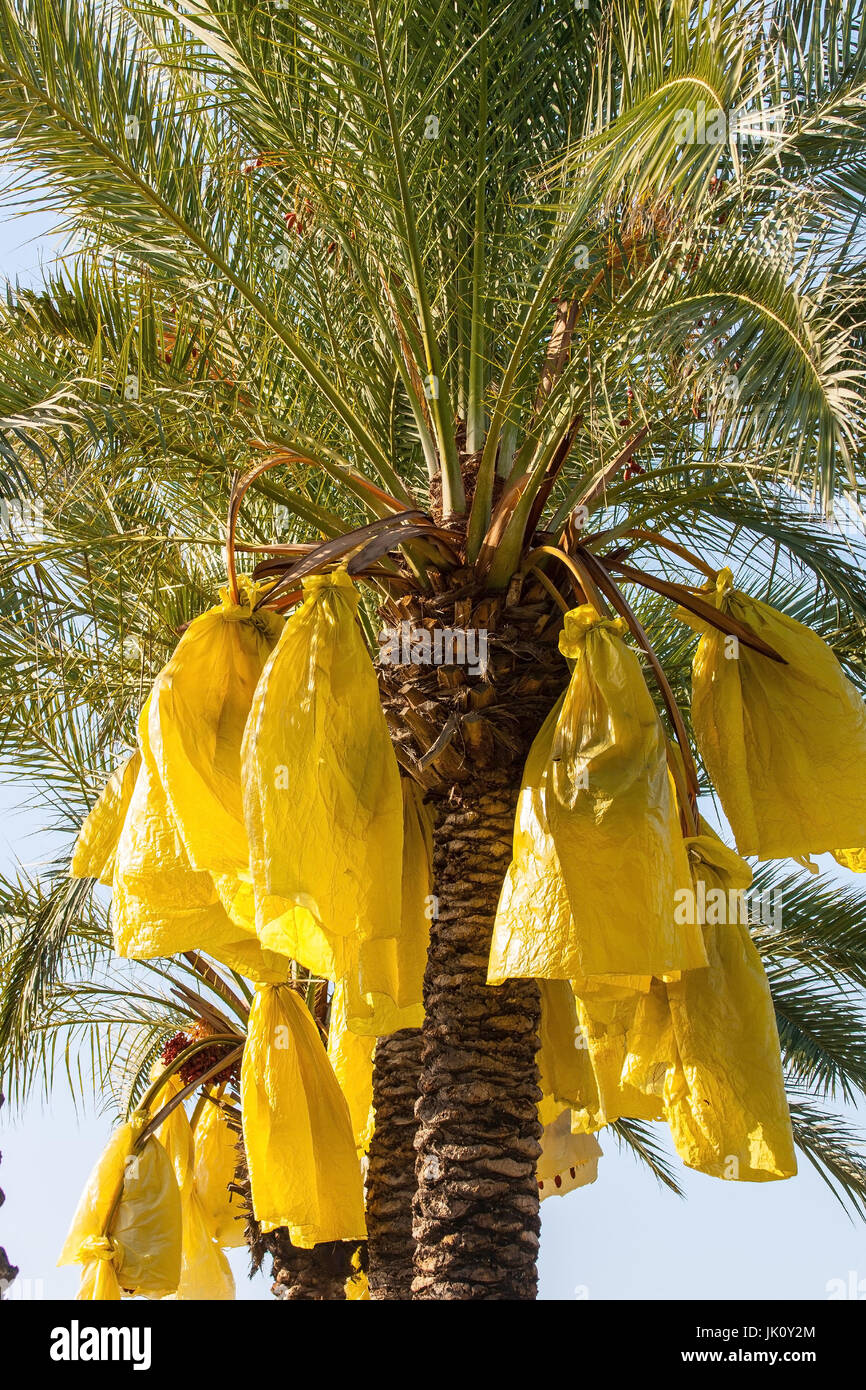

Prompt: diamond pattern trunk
[
  {"left": 412, "top": 772, "right": 543, "bottom": 1299},
  {"left": 372, "top": 574, "right": 568, "bottom": 1299}
]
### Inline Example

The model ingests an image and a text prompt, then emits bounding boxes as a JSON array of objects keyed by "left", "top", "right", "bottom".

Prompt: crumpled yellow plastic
[
  {"left": 340, "top": 779, "right": 431, "bottom": 1037},
  {"left": 240, "top": 984, "right": 366, "bottom": 1247},
  {"left": 109, "top": 578, "right": 292, "bottom": 983},
  {"left": 536, "top": 979, "right": 588, "bottom": 1126},
  {"left": 345, "top": 1247, "right": 369, "bottom": 1300},
  {"left": 834, "top": 848, "right": 866, "bottom": 873},
  {"left": 112, "top": 706, "right": 248, "bottom": 962},
  {"left": 171, "top": 1190, "right": 235, "bottom": 1301},
  {"left": 112, "top": 704, "right": 292, "bottom": 983},
  {"left": 327, "top": 981, "right": 375, "bottom": 1155},
  {"left": 71, "top": 751, "right": 141, "bottom": 885},
  {"left": 570, "top": 982, "right": 667, "bottom": 1132},
  {"left": 242, "top": 572, "right": 403, "bottom": 979},
  {"left": 148, "top": 576, "right": 284, "bottom": 914},
  {"left": 152, "top": 1070, "right": 236, "bottom": 1298},
  {"left": 74, "top": 1235, "right": 122, "bottom": 1300},
  {"left": 537, "top": 1109, "right": 602, "bottom": 1199},
  {"left": 535, "top": 977, "right": 663, "bottom": 1133},
  {"left": 59, "top": 1119, "right": 182, "bottom": 1299},
  {"left": 679, "top": 569, "right": 866, "bottom": 859},
  {"left": 193, "top": 1093, "right": 245, "bottom": 1248},
  {"left": 489, "top": 605, "right": 706, "bottom": 982},
  {"left": 659, "top": 830, "right": 797, "bottom": 1181},
  {"left": 346, "top": 1268, "right": 370, "bottom": 1300}
]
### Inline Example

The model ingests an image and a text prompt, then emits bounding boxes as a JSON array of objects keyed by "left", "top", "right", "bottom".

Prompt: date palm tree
[{"left": 2, "top": 0, "right": 866, "bottom": 1300}]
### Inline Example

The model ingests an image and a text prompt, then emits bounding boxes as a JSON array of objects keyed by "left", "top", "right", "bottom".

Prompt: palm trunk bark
[
  {"left": 366, "top": 1028, "right": 423, "bottom": 1299},
  {"left": 264, "top": 1234, "right": 354, "bottom": 1300},
  {"left": 376, "top": 561, "right": 568, "bottom": 1300},
  {"left": 411, "top": 772, "right": 542, "bottom": 1299}
]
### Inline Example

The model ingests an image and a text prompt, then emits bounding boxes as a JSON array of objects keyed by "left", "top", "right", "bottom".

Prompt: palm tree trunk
[
  {"left": 377, "top": 565, "right": 568, "bottom": 1300},
  {"left": 366, "top": 1029, "right": 423, "bottom": 1299},
  {"left": 265, "top": 1234, "right": 354, "bottom": 1300},
  {"left": 411, "top": 772, "right": 542, "bottom": 1299}
]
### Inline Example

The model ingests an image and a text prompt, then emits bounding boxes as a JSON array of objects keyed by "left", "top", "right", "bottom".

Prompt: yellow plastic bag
[
  {"left": 193, "top": 1093, "right": 246, "bottom": 1248},
  {"left": 173, "top": 1190, "right": 235, "bottom": 1300},
  {"left": 71, "top": 751, "right": 141, "bottom": 885},
  {"left": 109, "top": 580, "right": 292, "bottom": 982},
  {"left": 241, "top": 984, "right": 367, "bottom": 1247},
  {"left": 489, "top": 606, "right": 705, "bottom": 982},
  {"left": 112, "top": 700, "right": 248, "bottom": 960},
  {"left": 537, "top": 1110, "right": 602, "bottom": 1198},
  {"left": 680, "top": 569, "right": 866, "bottom": 859},
  {"left": 346, "top": 1268, "right": 370, "bottom": 1299},
  {"left": 834, "top": 848, "right": 866, "bottom": 873},
  {"left": 91, "top": 1139, "right": 184, "bottom": 1301},
  {"left": 59, "top": 1120, "right": 182, "bottom": 1299},
  {"left": 661, "top": 831, "right": 796, "bottom": 1181},
  {"left": 327, "top": 982, "right": 375, "bottom": 1154},
  {"left": 148, "top": 577, "right": 283, "bottom": 911},
  {"left": 345, "top": 1247, "right": 369, "bottom": 1300},
  {"left": 59, "top": 1121, "right": 138, "bottom": 1299},
  {"left": 112, "top": 702, "right": 291, "bottom": 982},
  {"left": 74, "top": 1236, "right": 122, "bottom": 1300},
  {"left": 536, "top": 979, "right": 589, "bottom": 1127},
  {"left": 570, "top": 984, "right": 666, "bottom": 1132},
  {"left": 242, "top": 572, "right": 403, "bottom": 979},
  {"left": 152, "top": 1071, "right": 237, "bottom": 1298},
  {"left": 151, "top": 1070, "right": 195, "bottom": 1195},
  {"left": 340, "top": 779, "right": 431, "bottom": 1037},
  {"left": 536, "top": 978, "right": 663, "bottom": 1133}
]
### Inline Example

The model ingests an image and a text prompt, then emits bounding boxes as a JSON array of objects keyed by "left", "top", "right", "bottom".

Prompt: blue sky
[{"left": 0, "top": 205, "right": 864, "bottom": 1304}]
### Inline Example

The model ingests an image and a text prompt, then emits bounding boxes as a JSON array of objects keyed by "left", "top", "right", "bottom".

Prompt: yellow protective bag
[
  {"left": 488, "top": 698, "right": 577, "bottom": 985},
  {"left": 570, "top": 983, "right": 667, "bottom": 1132},
  {"left": 112, "top": 700, "right": 248, "bottom": 960},
  {"left": 241, "top": 984, "right": 367, "bottom": 1247},
  {"left": 112, "top": 699, "right": 291, "bottom": 982},
  {"left": 148, "top": 577, "right": 283, "bottom": 920},
  {"left": 537, "top": 1110, "right": 602, "bottom": 1199},
  {"left": 346, "top": 1268, "right": 370, "bottom": 1300},
  {"left": 59, "top": 1121, "right": 137, "bottom": 1299},
  {"left": 341, "top": 779, "right": 431, "bottom": 1037},
  {"left": 242, "top": 572, "right": 403, "bottom": 979},
  {"left": 345, "top": 1247, "right": 370, "bottom": 1300},
  {"left": 172, "top": 1190, "right": 235, "bottom": 1301},
  {"left": 535, "top": 973, "right": 665, "bottom": 1134},
  {"left": 834, "top": 848, "right": 866, "bottom": 873},
  {"left": 327, "top": 982, "right": 375, "bottom": 1155},
  {"left": 71, "top": 751, "right": 141, "bottom": 885},
  {"left": 536, "top": 979, "right": 589, "bottom": 1126},
  {"left": 661, "top": 831, "right": 796, "bottom": 1181},
  {"left": 680, "top": 569, "right": 866, "bottom": 859},
  {"left": 109, "top": 578, "right": 292, "bottom": 983},
  {"left": 152, "top": 1071, "right": 237, "bottom": 1298},
  {"left": 193, "top": 1093, "right": 246, "bottom": 1248},
  {"left": 59, "top": 1120, "right": 182, "bottom": 1299},
  {"left": 151, "top": 1070, "right": 195, "bottom": 1194},
  {"left": 489, "top": 606, "right": 705, "bottom": 982},
  {"left": 74, "top": 1237, "right": 123, "bottom": 1300}
]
